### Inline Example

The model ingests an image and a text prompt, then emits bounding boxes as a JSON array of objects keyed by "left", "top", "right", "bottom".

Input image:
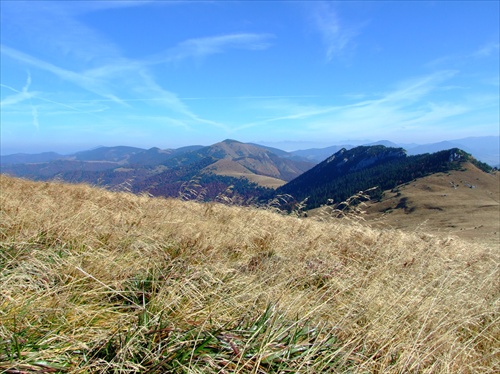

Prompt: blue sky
[{"left": 1, "top": 1, "right": 498, "bottom": 154}]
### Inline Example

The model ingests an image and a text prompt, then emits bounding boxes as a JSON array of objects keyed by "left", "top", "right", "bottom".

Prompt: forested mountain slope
[{"left": 278, "top": 146, "right": 492, "bottom": 210}]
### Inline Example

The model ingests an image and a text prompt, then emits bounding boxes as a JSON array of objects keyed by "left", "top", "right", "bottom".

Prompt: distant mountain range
[
  {"left": 405, "top": 136, "right": 499, "bottom": 166},
  {"left": 2, "top": 136, "right": 498, "bottom": 167},
  {"left": 0, "top": 140, "right": 315, "bottom": 203},
  {"left": 1, "top": 137, "right": 496, "bottom": 210}
]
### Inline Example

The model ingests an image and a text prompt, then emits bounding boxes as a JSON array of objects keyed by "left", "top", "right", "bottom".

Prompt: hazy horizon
[{"left": 1, "top": 135, "right": 499, "bottom": 157}]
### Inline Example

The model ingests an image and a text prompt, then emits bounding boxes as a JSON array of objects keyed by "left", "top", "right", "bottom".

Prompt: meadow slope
[
  {"left": 363, "top": 162, "right": 500, "bottom": 245},
  {"left": 0, "top": 175, "right": 498, "bottom": 373}
]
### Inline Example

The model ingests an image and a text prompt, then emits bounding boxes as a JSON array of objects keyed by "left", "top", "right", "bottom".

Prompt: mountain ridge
[
  {"left": 277, "top": 146, "right": 492, "bottom": 210},
  {"left": 2, "top": 136, "right": 498, "bottom": 167},
  {"left": 0, "top": 140, "right": 315, "bottom": 202},
  {"left": 287, "top": 136, "right": 499, "bottom": 166}
]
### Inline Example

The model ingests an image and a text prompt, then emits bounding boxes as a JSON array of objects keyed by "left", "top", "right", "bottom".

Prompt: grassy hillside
[
  {"left": 363, "top": 162, "right": 500, "bottom": 245},
  {"left": 205, "top": 159, "right": 287, "bottom": 188},
  {"left": 1, "top": 175, "right": 498, "bottom": 373}
]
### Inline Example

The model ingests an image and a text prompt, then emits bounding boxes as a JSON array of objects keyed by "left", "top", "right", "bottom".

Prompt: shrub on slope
[{"left": 0, "top": 175, "right": 498, "bottom": 373}]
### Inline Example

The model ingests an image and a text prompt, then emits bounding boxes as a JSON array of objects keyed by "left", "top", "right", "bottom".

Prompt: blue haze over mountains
[
  {"left": 1, "top": 136, "right": 498, "bottom": 167},
  {"left": 282, "top": 137, "right": 499, "bottom": 167}
]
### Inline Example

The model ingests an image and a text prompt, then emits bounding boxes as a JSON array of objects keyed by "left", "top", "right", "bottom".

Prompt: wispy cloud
[
  {"left": 0, "top": 85, "right": 35, "bottom": 107},
  {"left": 148, "top": 33, "right": 274, "bottom": 64},
  {"left": 303, "top": 72, "right": 480, "bottom": 141},
  {"left": 1, "top": 45, "right": 127, "bottom": 105},
  {"left": 1, "top": 1, "right": 124, "bottom": 66},
  {"left": 1, "top": 72, "right": 39, "bottom": 129},
  {"left": 22, "top": 71, "right": 31, "bottom": 94},
  {"left": 0, "top": 43, "right": 232, "bottom": 132},
  {"left": 1, "top": 79, "right": 109, "bottom": 118},
  {"left": 235, "top": 70, "right": 464, "bottom": 138},
  {"left": 178, "top": 33, "right": 273, "bottom": 55},
  {"left": 471, "top": 42, "right": 500, "bottom": 59},
  {"left": 24, "top": 71, "right": 39, "bottom": 130},
  {"left": 30, "top": 104, "right": 39, "bottom": 130},
  {"left": 427, "top": 42, "right": 500, "bottom": 69},
  {"left": 311, "top": 2, "right": 361, "bottom": 62},
  {"left": 371, "top": 70, "right": 458, "bottom": 105},
  {"left": 133, "top": 70, "right": 230, "bottom": 130}
]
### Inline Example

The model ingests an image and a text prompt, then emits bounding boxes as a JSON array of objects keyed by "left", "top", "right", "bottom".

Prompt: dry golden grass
[
  {"left": 1, "top": 175, "right": 499, "bottom": 373},
  {"left": 205, "top": 159, "right": 287, "bottom": 188},
  {"left": 364, "top": 163, "right": 500, "bottom": 245}
]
